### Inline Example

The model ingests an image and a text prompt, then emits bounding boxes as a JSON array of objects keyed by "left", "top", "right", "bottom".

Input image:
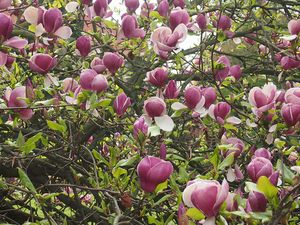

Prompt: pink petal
[
  {"left": 54, "top": 26, "right": 72, "bottom": 39},
  {"left": 23, "top": 6, "right": 40, "bottom": 25},
  {"left": 0, "top": 51, "right": 8, "bottom": 66},
  {"left": 191, "top": 185, "right": 218, "bottom": 217},
  {"left": 4, "top": 37, "right": 28, "bottom": 49}
]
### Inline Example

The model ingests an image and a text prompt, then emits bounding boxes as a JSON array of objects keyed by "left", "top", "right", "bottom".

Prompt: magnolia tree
[{"left": 0, "top": 0, "right": 300, "bottom": 224}]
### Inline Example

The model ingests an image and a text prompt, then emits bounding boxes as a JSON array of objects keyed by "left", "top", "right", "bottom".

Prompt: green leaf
[
  {"left": 218, "top": 153, "right": 235, "bottom": 170},
  {"left": 257, "top": 176, "right": 278, "bottom": 199},
  {"left": 21, "top": 133, "right": 43, "bottom": 154},
  {"left": 18, "top": 168, "right": 36, "bottom": 193},
  {"left": 112, "top": 167, "right": 127, "bottom": 178},
  {"left": 103, "top": 19, "right": 118, "bottom": 29},
  {"left": 92, "top": 150, "right": 109, "bottom": 166},
  {"left": 16, "top": 131, "right": 25, "bottom": 147},
  {"left": 155, "top": 180, "right": 168, "bottom": 193},
  {"left": 47, "top": 120, "right": 67, "bottom": 134},
  {"left": 186, "top": 208, "right": 205, "bottom": 220},
  {"left": 115, "top": 155, "right": 139, "bottom": 167},
  {"left": 276, "top": 160, "right": 295, "bottom": 184}
]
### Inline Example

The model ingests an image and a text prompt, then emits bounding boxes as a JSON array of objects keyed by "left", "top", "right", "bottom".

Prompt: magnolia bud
[
  {"left": 246, "top": 191, "right": 267, "bottom": 212},
  {"left": 125, "top": 0, "right": 139, "bottom": 12},
  {"left": 91, "top": 57, "right": 106, "bottom": 73},
  {"left": 133, "top": 117, "right": 148, "bottom": 139},
  {"left": 159, "top": 143, "right": 167, "bottom": 160},
  {"left": 143, "top": 97, "right": 166, "bottom": 118},
  {"left": 169, "top": 8, "right": 189, "bottom": 30},
  {"left": 288, "top": 19, "right": 300, "bottom": 35},
  {"left": 196, "top": 13, "right": 208, "bottom": 30},
  {"left": 93, "top": 0, "right": 108, "bottom": 17},
  {"left": 137, "top": 156, "right": 173, "bottom": 192},
  {"left": 184, "top": 86, "right": 202, "bottom": 109},
  {"left": 103, "top": 52, "right": 124, "bottom": 74},
  {"left": 76, "top": 35, "right": 91, "bottom": 57},
  {"left": 164, "top": 80, "right": 179, "bottom": 99},
  {"left": 0, "top": 13, "right": 13, "bottom": 40},
  {"left": 113, "top": 93, "right": 131, "bottom": 116},
  {"left": 158, "top": 0, "right": 169, "bottom": 17},
  {"left": 145, "top": 67, "right": 168, "bottom": 87},
  {"left": 29, "top": 54, "right": 57, "bottom": 74},
  {"left": 43, "top": 8, "right": 63, "bottom": 33}
]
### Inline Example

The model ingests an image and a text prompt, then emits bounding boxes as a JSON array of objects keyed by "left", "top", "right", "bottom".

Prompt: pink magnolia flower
[
  {"left": 0, "top": 0, "right": 11, "bottom": 9},
  {"left": 80, "top": 69, "right": 108, "bottom": 92},
  {"left": 201, "top": 87, "right": 217, "bottom": 108},
  {"left": 229, "top": 65, "right": 242, "bottom": 80},
  {"left": 182, "top": 179, "right": 229, "bottom": 223},
  {"left": 137, "top": 156, "right": 173, "bottom": 192},
  {"left": 281, "top": 103, "right": 300, "bottom": 126},
  {"left": 247, "top": 157, "right": 279, "bottom": 185},
  {"left": 24, "top": 7, "right": 72, "bottom": 39},
  {"left": 164, "top": 80, "right": 179, "bottom": 99},
  {"left": 221, "top": 136, "right": 245, "bottom": 158},
  {"left": 90, "top": 57, "right": 106, "bottom": 73},
  {"left": 102, "top": 52, "right": 124, "bottom": 74},
  {"left": 215, "top": 55, "right": 231, "bottom": 81},
  {"left": 113, "top": 92, "right": 131, "bottom": 116},
  {"left": 62, "top": 78, "right": 79, "bottom": 93},
  {"left": 225, "top": 192, "right": 238, "bottom": 211},
  {"left": 184, "top": 86, "right": 205, "bottom": 111},
  {"left": 173, "top": 0, "right": 185, "bottom": 8},
  {"left": 144, "top": 97, "right": 166, "bottom": 118},
  {"left": 248, "top": 83, "right": 278, "bottom": 117},
  {"left": 285, "top": 87, "right": 300, "bottom": 104},
  {"left": 140, "top": 2, "right": 155, "bottom": 17},
  {"left": 125, "top": 0, "right": 139, "bottom": 12},
  {"left": 157, "top": 0, "right": 169, "bottom": 17},
  {"left": 253, "top": 148, "right": 272, "bottom": 160},
  {"left": 0, "top": 14, "right": 27, "bottom": 66},
  {"left": 214, "top": 15, "right": 232, "bottom": 31},
  {"left": 151, "top": 24, "right": 187, "bottom": 59},
  {"left": 29, "top": 54, "right": 57, "bottom": 74},
  {"left": 0, "top": 13, "right": 13, "bottom": 40},
  {"left": 121, "top": 15, "right": 145, "bottom": 39},
  {"left": 5, "top": 86, "right": 34, "bottom": 120},
  {"left": 143, "top": 97, "right": 174, "bottom": 131},
  {"left": 65, "top": 86, "right": 82, "bottom": 105},
  {"left": 93, "top": 0, "right": 108, "bottom": 17},
  {"left": 145, "top": 67, "right": 168, "bottom": 87},
  {"left": 288, "top": 19, "right": 300, "bottom": 35},
  {"left": 81, "top": 194, "right": 93, "bottom": 204},
  {"left": 196, "top": 13, "right": 209, "bottom": 30},
  {"left": 208, "top": 102, "right": 233, "bottom": 124},
  {"left": 133, "top": 117, "right": 148, "bottom": 139},
  {"left": 76, "top": 35, "right": 92, "bottom": 57},
  {"left": 169, "top": 8, "right": 189, "bottom": 31},
  {"left": 246, "top": 191, "right": 267, "bottom": 212},
  {"left": 280, "top": 56, "right": 300, "bottom": 70}
]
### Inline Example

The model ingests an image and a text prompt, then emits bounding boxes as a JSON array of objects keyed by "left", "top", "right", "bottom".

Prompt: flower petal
[
  {"left": 66, "top": 1, "right": 79, "bottom": 13},
  {"left": 154, "top": 115, "right": 175, "bottom": 132},
  {"left": 23, "top": 6, "right": 40, "bottom": 25},
  {"left": 171, "top": 102, "right": 187, "bottom": 110},
  {"left": 0, "top": 51, "right": 8, "bottom": 66},
  {"left": 4, "top": 37, "right": 28, "bottom": 49},
  {"left": 54, "top": 26, "right": 72, "bottom": 39},
  {"left": 226, "top": 116, "right": 241, "bottom": 124}
]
